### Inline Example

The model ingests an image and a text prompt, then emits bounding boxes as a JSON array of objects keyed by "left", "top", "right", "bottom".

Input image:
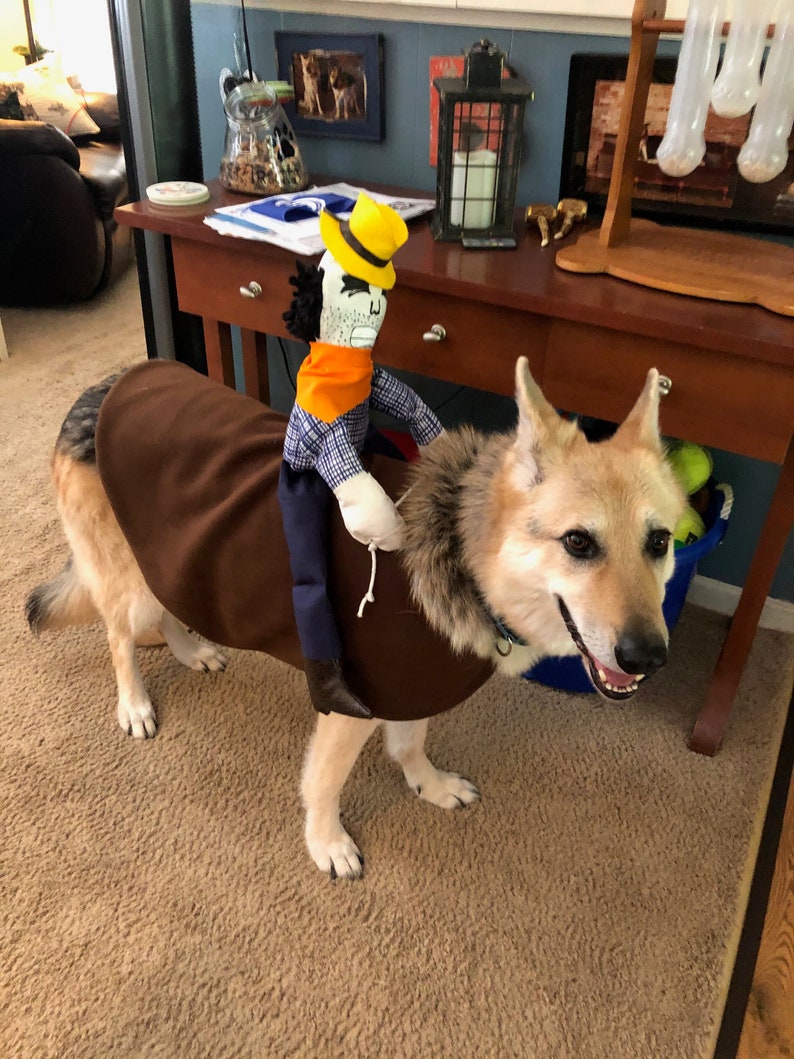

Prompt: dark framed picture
[
  {"left": 559, "top": 53, "right": 794, "bottom": 234},
  {"left": 274, "top": 31, "right": 384, "bottom": 141}
]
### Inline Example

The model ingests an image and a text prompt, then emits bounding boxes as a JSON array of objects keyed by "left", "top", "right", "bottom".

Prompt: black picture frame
[
  {"left": 559, "top": 53, "right": 794, "bottom": 234},
  {"left": 274, "top": 31, "right": 384, "bottom": 142}
]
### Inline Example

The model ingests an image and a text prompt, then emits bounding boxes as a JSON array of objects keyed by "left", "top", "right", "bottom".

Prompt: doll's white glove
[{"left": 333, "top": 471, "right": 405, "bottom": 551}]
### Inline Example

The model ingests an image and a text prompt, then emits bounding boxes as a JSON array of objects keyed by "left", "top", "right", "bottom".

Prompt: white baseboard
[{"left": 687, "top": 575, "right": 794, "bottom": 634}]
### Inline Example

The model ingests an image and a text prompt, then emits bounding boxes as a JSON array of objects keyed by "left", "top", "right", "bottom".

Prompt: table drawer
[
  {"left": 171, "top": 237, "right": 294, "bottom": 335},
  {"left": 376, "top": 286, "right": 548, "bottom": 397},
  {"left": 543, "top": 320, "right": 793, "bottom": 463}
]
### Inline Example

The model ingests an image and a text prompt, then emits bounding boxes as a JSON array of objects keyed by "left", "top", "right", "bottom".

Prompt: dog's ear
[
  {"left": 515, "top": 356, "right": 559, "bottom": 437},
  {"left": 511, "top": 356, "right": 563, "bottom": 487},
  {"left": 614, "top": 368, "right": 663, "bottom": 450}
]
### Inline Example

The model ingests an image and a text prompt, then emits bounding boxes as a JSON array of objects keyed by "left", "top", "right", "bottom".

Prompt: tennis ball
[
  {"left": 667, "top": 442, "right": 713, "bottom": 496},
  {"left": 674, "top": 504, "right": 706, "bottom": 549}
]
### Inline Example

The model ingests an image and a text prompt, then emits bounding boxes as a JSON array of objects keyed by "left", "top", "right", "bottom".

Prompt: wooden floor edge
[
  {"left": 736, "top": 762, "right": 794, "bottom": 1058},
  {"left": 713, "top": 686, "right": 794, "bottom": 1057}
]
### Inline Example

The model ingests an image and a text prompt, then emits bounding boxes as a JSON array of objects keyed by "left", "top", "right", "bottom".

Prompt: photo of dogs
[
  {"left": 26, "top": 357, "right": 685, "bottom": 880},
  {"left": 329, "top": 64, "right": 362, "bottom": 121},
  {"left": 293, "top": 50, "right": 365, "bottom": 123},
  {"left": 297, "top": 53, "right": 323, "bottom": 116}
]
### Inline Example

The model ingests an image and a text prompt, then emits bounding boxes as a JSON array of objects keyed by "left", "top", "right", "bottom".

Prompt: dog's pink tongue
[{"left": 596, "top": 659, "right": 637, "bottom": 688}]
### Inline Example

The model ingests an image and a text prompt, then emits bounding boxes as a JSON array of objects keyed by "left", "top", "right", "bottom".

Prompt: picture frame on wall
[
  {"left": 274, "top": 31, "right": 385, "bottom": 142},
  {"left": 559, "top": 53, "right": 794, "bottom": 234}
]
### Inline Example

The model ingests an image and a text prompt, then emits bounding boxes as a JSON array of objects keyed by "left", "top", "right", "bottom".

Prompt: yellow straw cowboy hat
[{"left": 319, "top": 191, "right": 408, "bottom": 290}]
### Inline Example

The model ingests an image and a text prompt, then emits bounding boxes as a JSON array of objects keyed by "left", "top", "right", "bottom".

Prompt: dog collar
[
  {"left": 490, "top": 613, "right": 528, "bottom": 656},
  {"left": 473, "top": 586, "right": 528, "bottom": 655}
]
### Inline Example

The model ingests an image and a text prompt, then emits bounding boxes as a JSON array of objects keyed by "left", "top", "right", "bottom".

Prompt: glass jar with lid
[{"left": 219, "top": 81, "right": 309, "bottom": 196}]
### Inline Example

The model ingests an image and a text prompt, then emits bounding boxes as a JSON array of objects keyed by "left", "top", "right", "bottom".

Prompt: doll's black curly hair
[{"left": 282, "top": 260, "right": 324, "bottom": 343}]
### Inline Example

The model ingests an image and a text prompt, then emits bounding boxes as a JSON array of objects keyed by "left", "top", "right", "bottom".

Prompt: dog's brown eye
[
  {"left": 562, "top": 530, "right": 598, "bottom": 559},
  {"left": 647, "top": 529, "right": 671, "bottom": 558}
]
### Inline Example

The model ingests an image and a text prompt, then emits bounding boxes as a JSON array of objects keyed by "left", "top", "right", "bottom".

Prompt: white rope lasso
[
  {"left": 356, "top": 543, "right": 378, "bottom": 618},
  {"left": 356, "top": 485, "right": 414, "bottom": 619}
]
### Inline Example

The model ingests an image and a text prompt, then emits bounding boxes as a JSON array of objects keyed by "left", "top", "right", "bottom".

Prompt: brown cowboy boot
[{"left": 303, "top": 658, "right": 373, "bottom": 719}]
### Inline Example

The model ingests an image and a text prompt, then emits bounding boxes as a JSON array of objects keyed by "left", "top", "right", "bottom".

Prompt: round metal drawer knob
[
  {"left": 239, "top": 281, "right": 262, "bottom": 299},
  {"left": 422, "top": 324, "right": 446, "bottom": 342},
  {"left": 658, "top": 374, "right": 672, "bottom": 395}
]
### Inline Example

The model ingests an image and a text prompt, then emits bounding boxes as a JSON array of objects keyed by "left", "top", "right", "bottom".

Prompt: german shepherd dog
[{"left": 26, "top": 358, "right": 684, "bottom": 879}]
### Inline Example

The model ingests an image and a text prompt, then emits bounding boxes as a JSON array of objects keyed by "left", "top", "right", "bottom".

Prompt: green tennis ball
[
  {"left": 674, "top": 504, "right": 706, "bottom": 549},
  {"left": 667, "top": 442, "right": 713, "bottom": 496}
]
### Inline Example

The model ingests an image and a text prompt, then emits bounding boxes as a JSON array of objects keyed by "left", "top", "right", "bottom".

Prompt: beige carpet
[{"left": 2, "top": 269, "right": 793, "bottom": 1059}]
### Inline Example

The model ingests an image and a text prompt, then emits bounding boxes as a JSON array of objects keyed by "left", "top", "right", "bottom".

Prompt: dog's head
[
  {"left": 301, "top": 54, "right": 320, "bottom": 77},
  {"left": 490, "top": 357, "right": 686, "bottom": 698}
]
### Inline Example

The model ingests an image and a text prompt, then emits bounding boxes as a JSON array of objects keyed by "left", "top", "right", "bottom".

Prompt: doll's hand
[{"left": 333, "top": 471, "right": 405, "bottom": 551}]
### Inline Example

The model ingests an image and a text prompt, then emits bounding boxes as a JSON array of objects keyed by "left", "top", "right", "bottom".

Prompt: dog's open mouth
[{"left": 557, "top": 598, "right": 644, "bottom": 700}]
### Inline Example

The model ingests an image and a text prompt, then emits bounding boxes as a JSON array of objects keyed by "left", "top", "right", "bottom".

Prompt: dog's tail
[
  {"left": 25, "top": 557, "right": 98, "bottom": 635},
  {"left": 26, "top": 373, "right": 123, "bottom": 636}
]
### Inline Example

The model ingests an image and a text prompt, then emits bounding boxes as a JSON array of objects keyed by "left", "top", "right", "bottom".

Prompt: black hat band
[{"left": 339, "top": 219, "right": 389, "bottom": 269}]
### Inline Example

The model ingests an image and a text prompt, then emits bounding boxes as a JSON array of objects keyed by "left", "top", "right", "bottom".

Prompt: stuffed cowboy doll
[{"left": 278, "top": 192, "right": 443, "bottom": 719}]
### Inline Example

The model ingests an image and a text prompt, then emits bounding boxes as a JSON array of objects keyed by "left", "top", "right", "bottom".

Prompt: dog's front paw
[
  {"left": 187, "top": 642, "right": 228, "bottom": 673},
  {"left": 416, "top": 770, "right": 480, "bottom": 810},
  {"left": 306, "top": 824, "right": 364, "bottom": 880},
  {"left": 118, "top": 698, "right": 157, "bottom": 739}
]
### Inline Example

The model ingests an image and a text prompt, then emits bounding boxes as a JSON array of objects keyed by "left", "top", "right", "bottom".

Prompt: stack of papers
[{"left": 204, "top": 182, "right": 436, "bottom": 255}]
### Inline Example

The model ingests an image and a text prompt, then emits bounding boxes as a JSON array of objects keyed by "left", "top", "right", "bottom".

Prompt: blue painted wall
[{"left": 191, "top": 3, "right": 793, "bottom": 602}]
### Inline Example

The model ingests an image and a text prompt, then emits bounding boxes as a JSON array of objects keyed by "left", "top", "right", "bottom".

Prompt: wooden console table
[{"left": 115, "top": 181, "right": 794, "bottom": 757}]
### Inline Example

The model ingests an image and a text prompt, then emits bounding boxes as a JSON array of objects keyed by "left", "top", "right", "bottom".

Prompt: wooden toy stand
[{"left": 556, "top": 0, "right": 794, "bottom": 317}]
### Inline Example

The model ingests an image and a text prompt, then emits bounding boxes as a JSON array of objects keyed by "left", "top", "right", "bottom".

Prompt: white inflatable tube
[
  {"left": 738, "top": 0, "right": 794, "bottom": 183},
  {"left": 711, "top": 0, "right": 776, "bottom": 117},
  {"left": 657, "top": 0, "right": 728, "bottom": 177}
]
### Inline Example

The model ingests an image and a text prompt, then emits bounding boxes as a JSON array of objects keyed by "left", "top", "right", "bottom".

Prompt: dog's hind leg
[
  {"left": 301, "top": 713, "right": 380, "bottom": 879},
  {"left": 385, "top": 719, "right": 480, "bottom": 809},
  {"left": 107, "top": 621, "right": 158, "bottom": 739},
  {"left": 159, "top": 612, "right": 228, "bottom": 673}
]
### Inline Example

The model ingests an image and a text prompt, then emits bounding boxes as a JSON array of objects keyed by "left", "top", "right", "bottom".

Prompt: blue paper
[{"left": 249, "top": 192, "right": 356, "bottom": 223}]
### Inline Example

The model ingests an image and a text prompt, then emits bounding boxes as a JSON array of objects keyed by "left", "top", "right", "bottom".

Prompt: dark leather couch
[{"left": 0, "top": 92, "right": 134, "bottom": 304}]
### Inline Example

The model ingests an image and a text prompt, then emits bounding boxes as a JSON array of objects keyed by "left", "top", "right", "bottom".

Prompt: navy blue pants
[
  {"left": 277, "top": 427, "right": 406, "bottom": 661},
  {"left": 278, "top": 462, "right": 341, "bottom": 660}
]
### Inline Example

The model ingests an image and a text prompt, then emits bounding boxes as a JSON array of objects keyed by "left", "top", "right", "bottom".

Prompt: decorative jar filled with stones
[{"left": 219, "top": 81, "right": 308, "bottom": 196}]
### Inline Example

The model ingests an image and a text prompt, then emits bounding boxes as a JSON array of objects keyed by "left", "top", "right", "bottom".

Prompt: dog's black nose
[{"left": 615, "top": 628, "right": 668, "bottom": 677}]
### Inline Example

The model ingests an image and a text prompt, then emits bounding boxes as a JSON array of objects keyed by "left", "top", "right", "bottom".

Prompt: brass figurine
[
  {"left": 526, "top": 198, "right": 587, "bottom": 246},
  {"left": 525, "top": 203, "right": 557, "bottom": 247},
  {"left": 554, "top": 198, "right": 588, "bottom": 240}
]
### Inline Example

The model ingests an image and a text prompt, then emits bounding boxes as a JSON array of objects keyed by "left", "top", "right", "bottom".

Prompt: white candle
[
  {"left": 738, "top": 0, "right": 794, "bottom": 183},
  {"left": 656, "top": 0, "right": 728, "bottom": 177},
  {"left": 450, "top": 149, "right": 497, "bottom": 229},
  {"left": 711, "top": 0, "right": 776, "bottom": 118}
]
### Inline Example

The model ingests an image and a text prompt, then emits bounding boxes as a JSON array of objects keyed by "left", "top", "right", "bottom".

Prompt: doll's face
[{"left": 319, "top": 251, "right": 387, "bottom": 349}]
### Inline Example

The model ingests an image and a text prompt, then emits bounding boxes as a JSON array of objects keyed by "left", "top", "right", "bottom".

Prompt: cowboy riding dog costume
[
  {"left": 91, "top": 194, "right": 483, "bottom": 724},
  {"left": 278, "top": 193, "right": 443, "bottom": 718}
]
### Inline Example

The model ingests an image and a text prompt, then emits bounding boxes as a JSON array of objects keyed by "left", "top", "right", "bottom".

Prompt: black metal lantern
[{"left": 432, "top": 41, "right": 534, "bottom": 248}]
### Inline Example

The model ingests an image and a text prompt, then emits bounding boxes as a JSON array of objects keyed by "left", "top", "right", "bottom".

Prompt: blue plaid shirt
[{"left": 284, "top": 366, "right": 442, "bottom": 490}]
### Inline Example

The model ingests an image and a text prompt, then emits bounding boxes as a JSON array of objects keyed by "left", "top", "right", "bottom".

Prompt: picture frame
[
  {"left": 558, "top": 53, "right": 794, "bottom": 234},
  {"left": 274, "top": 31, "right": 384, "bottom": 142}
]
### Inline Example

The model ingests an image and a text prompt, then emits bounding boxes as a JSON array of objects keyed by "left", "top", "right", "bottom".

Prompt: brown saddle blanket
[{"left": 96, "top": 360, "right": 492, "bottom": 721}]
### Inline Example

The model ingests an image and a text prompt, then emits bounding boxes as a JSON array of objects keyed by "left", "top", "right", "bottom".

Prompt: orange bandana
[{"left": 295, "top": 342, "right": 374, "bottom": 424}]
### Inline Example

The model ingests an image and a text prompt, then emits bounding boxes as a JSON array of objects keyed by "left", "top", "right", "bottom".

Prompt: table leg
[
  {"left": 240, "top": 328, "right": 270, "bottom": 404},
  {"left": 689, "top": 436, "right": 794, "bottom": 756},
  {"left": 202, "top": 318, "right": 235, "bottom": 388}
]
